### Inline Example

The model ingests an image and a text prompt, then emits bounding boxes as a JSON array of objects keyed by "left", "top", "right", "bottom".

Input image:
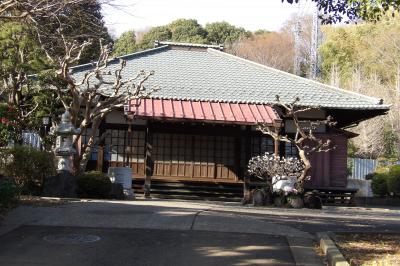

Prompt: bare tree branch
[
  {"left": 257, "top": 97, "right": 336, "bottom": 191},
  {"left": 0, "top": 0, "right": 113, "bottom": 21},
  {"left": 42, "top": 32, "right": 158, "bottom": 172}
]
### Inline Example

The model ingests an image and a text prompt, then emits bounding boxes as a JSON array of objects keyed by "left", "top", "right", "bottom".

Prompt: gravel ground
[{"left": 334, "top": 233, "right": 400, "bottom": 266}]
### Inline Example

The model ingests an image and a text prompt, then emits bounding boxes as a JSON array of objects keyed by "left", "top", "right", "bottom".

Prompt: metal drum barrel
[{"left": 108, "top": 167, "right": 134, "bottom": 197}]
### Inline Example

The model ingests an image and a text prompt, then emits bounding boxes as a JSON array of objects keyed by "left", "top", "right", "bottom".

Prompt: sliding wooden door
[
  {"left": 103, "top": 128, "right": 146, "bottom": 177},
  {"left": 152, "top": 133, "right": 238, "bottom": 181}
]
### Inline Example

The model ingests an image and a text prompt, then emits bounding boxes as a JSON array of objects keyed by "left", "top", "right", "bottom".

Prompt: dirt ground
[
  {"left": 19, "top": 195, "right": 72, "bottom": 207},
  {"left": 334, "top": 233, "right": 400, "bottom": 266}
]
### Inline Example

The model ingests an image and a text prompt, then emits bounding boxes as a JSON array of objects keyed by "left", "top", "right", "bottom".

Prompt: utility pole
[
  {"left": 293, "top": 20, "right": 302, "bottom": 76},
  {"left": 310, "top": 4, "right": 321, "bottom": 79}
]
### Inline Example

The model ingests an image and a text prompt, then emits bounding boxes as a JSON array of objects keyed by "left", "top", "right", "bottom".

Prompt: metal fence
[
  {"left": 22, "top": 132, "right": 42, "bottom": 150},
  {"left": 348, "top": 157, "right": 400, "bottom": 180},
  {"left": 348, "top": 157, "right": 378, "bottom": 180}
]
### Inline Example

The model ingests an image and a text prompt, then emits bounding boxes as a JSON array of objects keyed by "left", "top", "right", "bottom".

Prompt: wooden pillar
[
  {"left": 280, "top": 133, "right": 286, "bottom": 158},
  {"left": 234, "top": 128, "right": 241, "bottom": 181},
  {"left": 74, "top": 134, "right": 82, "bottom": 173},
  {"left": 97, "top": 123, "right": 106, "bottom": 172},
  {"left": 125, "top": 122, "right": 133, "bottom": 167},
  {"left": 244, "top": 126, "right": 252, "bottom": 163},
  {"left": 242, "top": 126, "right": 252, "bottom": 204},
  {"left": 274, "top": 125, "right": 280, "bottom": 157},
  {"left": 144, "top": 122, "right": 153, "bottom": 198},
  {"left": 97, "top": 146, "right": 104, "bottom": 171}
]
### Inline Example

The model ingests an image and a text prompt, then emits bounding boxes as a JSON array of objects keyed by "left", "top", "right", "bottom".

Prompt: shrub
[
  {"left": 346, "top": 160, "right": 353, "bottom": 177},
  {"left": 387, "top": 165, "right": 400, "bottom": 196},
  {"left": 375, "top": 165, "right": 390, "bottom": 174},
  {"left": 248, "top": 153, "right": 304, "bottom": 192},
  {"left": 365, "top": 172, "right": 375, "bottom": 180},
  {"left": 304, "top": 190, "right": 322, "bottom": 209},
  {"left": 371, "top": 173, "right": 389, "bottom": 197},
  {"left": 272, "top": 190, "right": 287, "bottom": 207},
  {"left": 77, "top": 171, "right": 111, "bottom": 199},
  {"left": 0, "top": 177, "right": 19, "bottom": 209},
  {"left": 0, "top": 146, "right": 56, "bottom": 195},
  {"left": 0, "top": 103, "right": 18, "bottom": 147}
]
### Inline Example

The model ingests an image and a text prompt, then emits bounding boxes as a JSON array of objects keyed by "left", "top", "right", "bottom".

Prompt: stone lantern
[
  {"left": 54, "top": 110, "right": 81, "bottom": 173},
  {"left": 43, "top": 110, "right": 80, "bottom": 198}
]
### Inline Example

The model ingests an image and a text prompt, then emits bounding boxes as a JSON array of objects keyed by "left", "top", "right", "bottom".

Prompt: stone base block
[{"left": 42, "top": 171, "right": 77, "bottom": 198}]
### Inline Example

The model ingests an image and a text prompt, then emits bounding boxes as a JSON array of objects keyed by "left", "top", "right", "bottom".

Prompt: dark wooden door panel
[
  {"left": 185, "top": 164, "right": 193, "bottom": 177},
  {"left": 152, "top": 133, "right": 238, "bottom": 181},
  {"left": 102, "top": 128, "right": 240, "bottom": 182},
  {"left": 103, "top": 128, "right": 146, "bottom": 177},
  {"left": 171, "top": 164, "right": 178, "bottom": 176}
]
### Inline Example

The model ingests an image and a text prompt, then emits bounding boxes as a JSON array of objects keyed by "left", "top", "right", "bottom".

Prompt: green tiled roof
[{"left": 71, "top": 44, "right": 390, "bottom": 110}]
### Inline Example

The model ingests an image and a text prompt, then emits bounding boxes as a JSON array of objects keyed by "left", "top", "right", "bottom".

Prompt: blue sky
[{"left": 102, "top": 0, "right": 315, "bottom": 37}]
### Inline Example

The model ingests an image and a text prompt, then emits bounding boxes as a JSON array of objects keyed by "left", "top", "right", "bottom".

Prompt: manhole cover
[{"left": 43, "top": 234, "right": 101, "bottom": 244}]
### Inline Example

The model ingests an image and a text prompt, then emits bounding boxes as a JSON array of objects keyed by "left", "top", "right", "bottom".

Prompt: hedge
[
  {"left": 371, "top": 165, "right": 400, "bottom": 197},
  {"left": 371, "top": 173, "right": 389, "bottom": 197},
  {"left": 387, "top": 165, "right": 400, "bottom": 196},
  {"left": 0, "top": 177, "right": 19, "bottom": 209},
  {"left": 0, "top": 145, "right": 56, "bottom": 195},
  {"left": 76, "top": 171, "right": 111, "bottom": 199}
]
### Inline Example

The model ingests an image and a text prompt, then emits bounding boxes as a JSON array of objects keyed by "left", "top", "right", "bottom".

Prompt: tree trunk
[
  {"left": 76, "top": 116, "right": 102, "bottom": 173},
  {"left": 297, "top": 149, "right": 311, "bottom": 191}
]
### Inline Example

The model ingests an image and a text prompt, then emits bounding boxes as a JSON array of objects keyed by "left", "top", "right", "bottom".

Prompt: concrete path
[
  {"left": 4, "top": 198, "right": 398, "bottom": 265},
  {"left": 0, "top": 225, "right": 294, "bottom": 266},
  {"left": 0, "top": 200, "right": 313, "bottom": 238}
]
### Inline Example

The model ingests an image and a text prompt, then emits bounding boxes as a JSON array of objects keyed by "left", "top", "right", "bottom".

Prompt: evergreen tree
[
  {"left": 168, "top": 19, "right": 207, "bottom": 43},
  {"left": 0, "top": 22, "right": 58, "bottom": 134},
  {"left": 139, "top": 26, "right": 172, "bottom": 50},
  {"left": 37, "top": 1, "right": 112, "bottom": 63},
  {"left": 282, "top": 0, "right": 400, "bottom": 24},
  {"left": 113, "top": 30, "right": 138, "bottom": 57},
  {"left": 205, "top": 21, "right": 250, "bottom": 45}
]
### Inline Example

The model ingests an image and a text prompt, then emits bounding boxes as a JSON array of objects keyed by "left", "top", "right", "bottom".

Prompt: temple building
[{"left": 72, "top": 42, "right": 390, "bottom": 199}]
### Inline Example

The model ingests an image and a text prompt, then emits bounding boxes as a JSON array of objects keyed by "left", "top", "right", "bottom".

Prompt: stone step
[
  {"left": 140, "top": 193, "right": 242, "bottom": 202},
  {"left": 132, "top": 180, "right": 243, "bottom": 202},
  {"left": 133, "top": 179, "right": 242, "bottom": 188},
  {"left": 133, "top": 183, "right": 242, "bottom": 193},
  {"left": 137, "top": 187, "right": 242, "bottom": 197}
]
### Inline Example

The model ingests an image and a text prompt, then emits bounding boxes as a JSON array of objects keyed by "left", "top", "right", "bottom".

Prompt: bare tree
[
  {"left": 0, "top": 0, "right": 114, "bottom": 125},
  {"left": 0, "top": 0, "right": 112, "bottom": 21},
  {"left": 229, "top": 14, "right": 312, "bottom": 75},
  {"left": 257, "top": 96, "right": 336, "bottom": 191},
  {"left": 47, "top": 37, "right": 157, "bottom": 172},
  {"left": 229, "top": 32, "right": 295, "bottom": 73},
  {"left": 1, "top": 0, "right": 157, "bottom": 172},
  {"left": 349, "top": 71, "right": 399, "bottom": 158}
]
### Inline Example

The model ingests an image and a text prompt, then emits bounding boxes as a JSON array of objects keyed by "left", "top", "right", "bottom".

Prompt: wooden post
[
  {"left": 97, "top": 146, "right": 104, "bottom": 171},
  {"left": 144, "top": 123, "right": 153, "bottom": 198},
  {"left": 274, "top": 126, "right": 280, "bottom": 157},
  {"left": 242, "top": 126, "right": 252, "bottom": 204},
  {"left": 125, "top": 122, "right": 133, "bottom": 167},
  {"left": 96, "top": 123, "right": 106, "bottom": 172},
  {"left": 234, "top": 130, "right": 241, "bottom": 182}
]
